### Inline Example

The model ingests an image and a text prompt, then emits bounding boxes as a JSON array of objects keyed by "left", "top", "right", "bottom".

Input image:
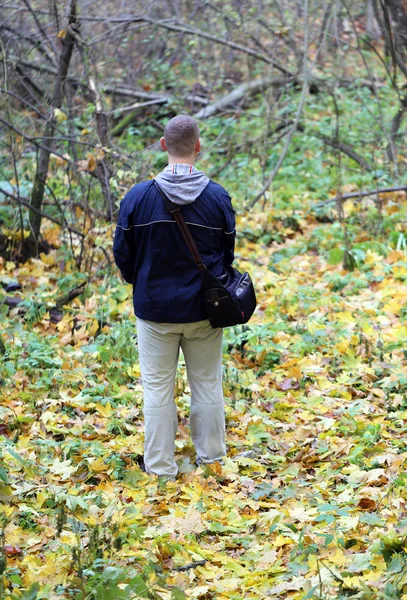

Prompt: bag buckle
[
  {"left": 210, "top": 290, "right": 220, "bottom": 306},
  {"left": 196, "top": 262, "right": 207, "bottom": 272}
]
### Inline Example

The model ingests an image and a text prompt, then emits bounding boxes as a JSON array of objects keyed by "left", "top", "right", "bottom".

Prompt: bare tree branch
[
  {"left": 312, "top": 185, "right": 407, "bottom": 208},
  {"left": 1, "top": 24, "right": 56, "bottom": 65},
  {"left": 0, "top": 186, "right": 85, "bottom": 237},
  {"left": 43, "top": 13, "right": 292, "bottom": 75},
  {"left": 142, "top": 18, "right": 293, "bottom": 75},
  {"left": 312, "top": 131, "right": 372, "bottom": 170},
  {"left": 21, "top": 0, "right": 57, "bottom": 56}
]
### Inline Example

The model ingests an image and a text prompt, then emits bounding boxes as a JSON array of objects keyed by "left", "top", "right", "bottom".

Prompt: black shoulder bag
[{"left": 154, "top": 181, "right": 257, "bottom": 329}]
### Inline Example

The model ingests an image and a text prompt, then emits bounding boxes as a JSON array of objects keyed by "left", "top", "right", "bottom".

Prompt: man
[{"left": 113, "top": 115, "right": 236, "bottom": 480}]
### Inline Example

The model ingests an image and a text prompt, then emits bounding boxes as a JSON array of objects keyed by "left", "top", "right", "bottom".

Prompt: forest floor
[{"left": 1, "top": 191, "right": 407, "bottom": 599}]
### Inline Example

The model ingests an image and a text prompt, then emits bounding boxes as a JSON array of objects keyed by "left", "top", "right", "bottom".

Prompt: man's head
[{"left": 160, "top": 115, "right": 201, "bottom": 161}]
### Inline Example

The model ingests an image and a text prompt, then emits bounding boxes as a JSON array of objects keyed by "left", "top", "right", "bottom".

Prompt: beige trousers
[{"left": 136, "top": 317, "right": 226, "bottom": 478}]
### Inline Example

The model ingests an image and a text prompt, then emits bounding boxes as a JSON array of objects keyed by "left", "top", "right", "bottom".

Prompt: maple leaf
[
  {"left": 163, "top": 506, "right": 206, "bottom": 535},
  {"left": 48, "top": 458, "right": 76, "bottom": 479}
]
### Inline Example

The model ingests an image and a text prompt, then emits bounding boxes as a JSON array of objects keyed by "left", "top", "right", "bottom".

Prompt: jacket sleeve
[
  {"left": 222, "top": 192, "right": 236, "bottom": 267},
  {"left": 113, "top": 195, "right": 135, "bottom": 284}
]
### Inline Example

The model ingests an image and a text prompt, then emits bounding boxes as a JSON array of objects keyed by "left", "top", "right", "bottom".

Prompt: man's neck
[{"left": 167, "top": 155, "right": 196, "bottom": 166}]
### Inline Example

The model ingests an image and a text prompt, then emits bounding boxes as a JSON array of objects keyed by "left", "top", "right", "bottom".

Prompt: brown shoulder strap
[{"left": 154, "top": 180, "right": 207, "bottom": 273}]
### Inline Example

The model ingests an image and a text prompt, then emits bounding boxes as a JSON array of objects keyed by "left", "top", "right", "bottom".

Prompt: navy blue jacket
[{"left": 113, "top": 179, "right": 236, "bottom": 323}]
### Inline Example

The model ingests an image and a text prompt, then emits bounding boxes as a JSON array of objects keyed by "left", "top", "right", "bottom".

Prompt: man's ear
[
  {"left": 195, "top": 138, "right": 201, "bottom": 153},
  {"left": 160, "top": 137, "right": 167, "bottom": 151}
]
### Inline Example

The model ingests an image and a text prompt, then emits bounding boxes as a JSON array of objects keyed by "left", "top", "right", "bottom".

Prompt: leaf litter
[{"left": 1, "top": 196, "right": 407, "bottom": 598}]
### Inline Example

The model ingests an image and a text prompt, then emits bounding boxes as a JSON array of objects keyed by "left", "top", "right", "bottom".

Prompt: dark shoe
[{"left": 136, "top": 454, "right": 146, "bottom": 472}]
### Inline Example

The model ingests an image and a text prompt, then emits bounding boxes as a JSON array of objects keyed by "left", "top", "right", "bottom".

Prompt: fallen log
[
  {"left": 194, "top": 76, "right": 292, "bottom": 119},
  {"left": 104, "top": 85, "right": 209, "bottom": 106}
]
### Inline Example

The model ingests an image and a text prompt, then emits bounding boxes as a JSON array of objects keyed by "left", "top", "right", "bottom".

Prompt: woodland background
[{"left": 1, "top": 1, "right": 407, "bottom": 599}]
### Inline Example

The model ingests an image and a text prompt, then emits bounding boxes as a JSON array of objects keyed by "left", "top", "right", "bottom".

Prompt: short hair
[{"left": 164, "top": 115, "right": 200, "bottom": 157}]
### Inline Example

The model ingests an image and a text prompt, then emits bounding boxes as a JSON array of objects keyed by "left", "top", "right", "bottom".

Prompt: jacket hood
[{"left": 154, "top": 163, "right": 209, "bottom": 205}]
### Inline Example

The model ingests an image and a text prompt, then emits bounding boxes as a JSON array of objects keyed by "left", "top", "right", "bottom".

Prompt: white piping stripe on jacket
[
  {"left": 186, "top": 222, "right": 222, "bottom": 231},
  {"left": 116, "top": 221, "right": 235, "bottom": 234}
]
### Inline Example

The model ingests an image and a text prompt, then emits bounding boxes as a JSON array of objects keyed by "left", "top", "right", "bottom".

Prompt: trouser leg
[
  {"left": 136, "top": 318, "right": 180, "bottom": 478},
  {"left": 180, "top": 320, "right": 226, "bottom": 463}
]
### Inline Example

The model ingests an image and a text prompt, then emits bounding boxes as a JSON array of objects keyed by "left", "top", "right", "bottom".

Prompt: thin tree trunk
[
  {"left": 26, "top": 0, "right": 77, "bottom": 258},
  {"left": 387, "top": 95, "right": 407, "bottom": 164},
  {"left": 372, "top": 0, "right": 407, "bottom": 78},
  {"left": 386, "top": 0, "right": 407, "bottom": 59},
  {"left": 76, "top": 34, "right": 114, "bottom": 218},
  {"left": 366, "top": 0, "right": 381, "bottom": 39}
]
